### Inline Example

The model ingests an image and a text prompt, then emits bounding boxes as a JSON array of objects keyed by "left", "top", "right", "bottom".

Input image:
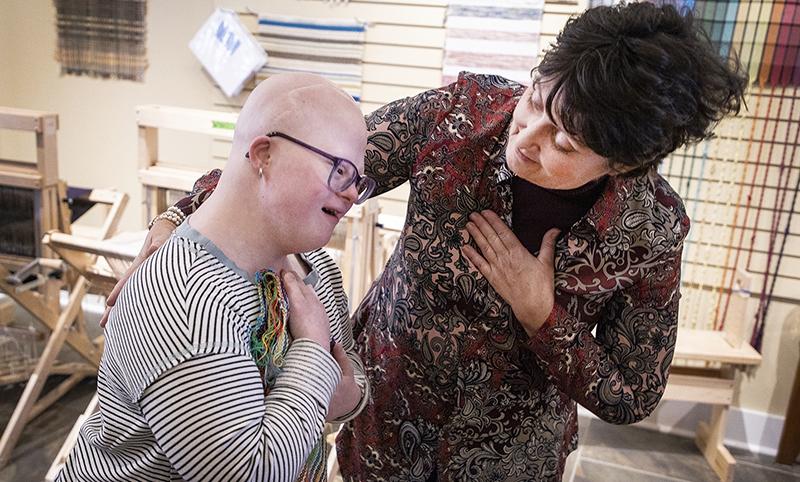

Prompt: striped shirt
[{"left": 57, "top": 221, "right": 369, "bottom": 481}]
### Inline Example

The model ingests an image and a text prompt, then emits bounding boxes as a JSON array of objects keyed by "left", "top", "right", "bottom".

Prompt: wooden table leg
[{"left": 696, "top": 404, "right": 736, "bottom": 482}]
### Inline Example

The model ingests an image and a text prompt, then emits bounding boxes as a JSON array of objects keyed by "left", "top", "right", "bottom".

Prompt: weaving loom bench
[{"left": 661, "top": 271, "right": 762, "bottom": 482}]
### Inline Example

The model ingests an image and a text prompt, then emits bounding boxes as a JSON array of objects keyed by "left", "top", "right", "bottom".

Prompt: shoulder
[
  {"left": 596, "top": 172, "right": 690, "bottom": 258},
  {"left": 106, "top": 236, "right": 257, "bottom": 399},
  {"left": 379, "top": 72, "right": 523, "bottom": 121},
  {"left": 629, "top": 172, "right": 690, "bottom": 253},
  {"left": 444, "top": 72, "right": 525, "bottom": 114},
  {"left": 455, "top": 72, "right": 526, "bottom": 97}
]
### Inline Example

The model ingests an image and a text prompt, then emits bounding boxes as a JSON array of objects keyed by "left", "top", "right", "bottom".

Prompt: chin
[
  {"left": 298, "top": 230, "right": 334, "bottom": 254},
  {"left": 505, "top": 148, "right": 522, "bottom": 176}
]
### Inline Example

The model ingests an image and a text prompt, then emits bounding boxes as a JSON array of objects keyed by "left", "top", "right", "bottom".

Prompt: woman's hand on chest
[{"left": 462, "top": 210, "right": 560, "bottom": 336}]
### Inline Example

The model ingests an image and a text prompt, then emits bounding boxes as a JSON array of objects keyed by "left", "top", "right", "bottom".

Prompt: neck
[{"left": 190, "top": 186, "right": 290, "bottom": 279}]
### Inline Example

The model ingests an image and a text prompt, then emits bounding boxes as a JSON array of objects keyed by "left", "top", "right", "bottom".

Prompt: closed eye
[{"left": 551, "top": 130, "right": 575, "bottom": 154}]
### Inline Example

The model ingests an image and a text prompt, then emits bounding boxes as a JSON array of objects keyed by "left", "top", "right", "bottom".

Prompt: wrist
[
  {"left": 296, "top": 335, "right": 332, "bottom": 351},
  {"left": 148, "top": 206, "right": 186, "bottom": 230},
  {"left": 516, "top": 305, "right": 552, "bottom": 337}
]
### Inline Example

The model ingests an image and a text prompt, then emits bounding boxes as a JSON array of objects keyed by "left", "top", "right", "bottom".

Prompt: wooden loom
[{"left": 0, "top": 107, "right": 128, "bottom": 469}]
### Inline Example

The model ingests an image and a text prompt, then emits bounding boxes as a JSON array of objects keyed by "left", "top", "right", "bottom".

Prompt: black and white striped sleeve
[
  {"left": 306, "top": 249, "right": 370, "bottom": 423},
  {"left": 138, "top": 340, "right": 341, "bottom": 482}
]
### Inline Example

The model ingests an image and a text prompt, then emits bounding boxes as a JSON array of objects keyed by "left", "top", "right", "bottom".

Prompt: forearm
[
  {"left": 528, "top": 298, "right": 677, "bottom": 424},
  {"left": 527, "top": 250, "right": 682, "bottom": 424},
  {"left": 141, "top": 343, "right": 341, "bottom": 481},
  {"left": 328, "top": 352, "right": 370, "bottom": 423}
]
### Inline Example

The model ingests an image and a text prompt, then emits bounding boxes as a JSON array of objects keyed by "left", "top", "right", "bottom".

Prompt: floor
[{"left": 1, "top": 378, "right": 798, "bottom": 482}]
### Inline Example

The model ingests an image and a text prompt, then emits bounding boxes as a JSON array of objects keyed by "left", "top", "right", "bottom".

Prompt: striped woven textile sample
[
  {"left": 442, "top": 0, "right": 545, "bottom": 85},
  {"left": 53, "top": 0, "right": 147, "bottom": 81},
  {"left": 256, "top": 14, "right": 366, "bottom": 102}
]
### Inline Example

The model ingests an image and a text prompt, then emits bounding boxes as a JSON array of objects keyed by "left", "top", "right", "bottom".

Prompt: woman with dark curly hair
[{"left": 107, "top": 2, "right": 747, "bottom": 480}]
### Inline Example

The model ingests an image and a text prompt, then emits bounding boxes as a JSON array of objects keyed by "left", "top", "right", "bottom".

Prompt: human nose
[
  {"left": 515, "top": 114, "right": 549, "bottom": 152},
  {"left": 338, "top": 180, "right": 359, "bottom": 205}
]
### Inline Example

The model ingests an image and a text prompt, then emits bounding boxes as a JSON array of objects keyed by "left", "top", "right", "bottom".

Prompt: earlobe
[{"left": 247, "top": 136, "right": 272, "bottom": 177}]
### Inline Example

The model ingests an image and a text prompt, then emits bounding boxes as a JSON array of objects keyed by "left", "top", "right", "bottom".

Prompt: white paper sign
[{"left": 189, "top": 9, "right": 268, "bottom": 97}]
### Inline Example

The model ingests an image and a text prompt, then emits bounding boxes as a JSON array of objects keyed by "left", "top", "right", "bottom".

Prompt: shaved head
[
  {"left": 232, "top": 73, "right": 360, "bottom": 157},
  {"left": 188, "top": 72, "right": 369, "bottom": 271}
]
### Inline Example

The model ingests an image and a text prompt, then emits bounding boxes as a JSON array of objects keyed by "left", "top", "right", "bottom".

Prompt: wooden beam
[
  {"left": 663, "top": 372, "right": 735, "bottom": 405},
  {"left": 696, "top": 407, "right": 736, "bottom": 482},
  {"left": 0, "top": 107, "right": 57, "bottom": 132},
  {"left": 0, "top": 277, "right": 88, "bottom": 469},
  {"left": 27, "top": 370, "right": 93, "bottom": 422},
  {"left": 0, "top": 267, "right": 101, "bottom": 366},
  {"left": 136, "top": 105, "right": 237, "bottom": 139},
  {"left": 674, "top": 329, "right": 762, "bottom": 365}
]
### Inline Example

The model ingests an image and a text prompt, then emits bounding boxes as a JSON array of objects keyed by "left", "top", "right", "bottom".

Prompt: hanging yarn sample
[
  {"left": 251, "top": 269, "right": 290, "bottom": 388},
  {"left": 250, "top": 269, "right": 326, "bottom": 481}
]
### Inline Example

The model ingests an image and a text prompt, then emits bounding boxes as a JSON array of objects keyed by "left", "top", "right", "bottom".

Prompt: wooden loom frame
[{"left": 0, "top": 106, "right": 128, "bottom": 468}]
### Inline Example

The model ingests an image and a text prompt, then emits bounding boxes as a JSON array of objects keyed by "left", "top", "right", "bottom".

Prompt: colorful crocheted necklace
[{"left": 250, "top": 268, "right": 326, "bottom": 482}]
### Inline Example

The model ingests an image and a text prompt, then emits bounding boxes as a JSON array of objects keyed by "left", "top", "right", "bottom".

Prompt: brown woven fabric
[{"left": 54, "top": 0, "right": 147, "bottom": 81}]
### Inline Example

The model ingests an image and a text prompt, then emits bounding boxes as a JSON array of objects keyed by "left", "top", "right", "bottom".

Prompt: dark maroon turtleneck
[{"left": 511, "top": 175, "right": 608, "bottom": 254}]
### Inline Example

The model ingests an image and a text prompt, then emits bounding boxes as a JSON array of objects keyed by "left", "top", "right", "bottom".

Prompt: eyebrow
[{"left": 534, "top": 85, "right": 581, "bottom": 151}]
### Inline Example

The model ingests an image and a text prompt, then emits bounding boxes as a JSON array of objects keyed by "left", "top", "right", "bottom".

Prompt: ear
[{"left": 246, "top": 135, "right": 272, "bottom": 175}]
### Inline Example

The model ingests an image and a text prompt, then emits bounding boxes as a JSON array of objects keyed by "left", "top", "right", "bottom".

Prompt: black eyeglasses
[{"left": 249, "top": 131, "right": 375, "bottom": 204}]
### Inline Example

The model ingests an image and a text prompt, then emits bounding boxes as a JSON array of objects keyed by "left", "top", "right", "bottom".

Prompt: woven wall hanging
[{"left": 54, "top": 0, "right": 148, "bottom": 81}]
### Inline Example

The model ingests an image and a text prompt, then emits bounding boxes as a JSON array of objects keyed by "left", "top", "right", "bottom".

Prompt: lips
[
  {"left": 322, "top": 206, "right": 342, "bottom": 220},
  {"left": 515, "top": 146, "right": 536, "bottom": 164}
]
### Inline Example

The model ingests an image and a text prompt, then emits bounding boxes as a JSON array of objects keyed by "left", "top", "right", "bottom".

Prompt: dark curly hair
[{"left": 535, "top": 1, "right": 748, "bottom": 176}]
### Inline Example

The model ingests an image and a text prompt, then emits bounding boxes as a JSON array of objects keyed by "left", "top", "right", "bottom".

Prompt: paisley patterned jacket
[{"left": 177, "top": 73, "right": 690, "bottom": 481}]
